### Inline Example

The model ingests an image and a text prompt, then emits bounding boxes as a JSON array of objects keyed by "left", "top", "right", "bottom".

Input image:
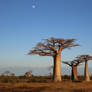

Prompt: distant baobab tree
[
  {"left": 25, "top": 70, "right": 32, "bottom": 77},
  {"left": 3, "top": 71, "right": 10, "bottom": 76},
  {"left": 63, "top": 59, "right": 82, "bottom": 81},
  {"left": 28, "top": 37, "right": 79, "bottom": 82},
  {"left": 48, "top": 65, "right": 53, "bottom": 71},
  {"left": 48, "top": 65, "right": 53, "bottom": 77},
  {"left": 77, "top": 55, "right": 92, "bottom": 81},
  {"left": 2, "top": 71, "right": 15, "bottom": 76}
]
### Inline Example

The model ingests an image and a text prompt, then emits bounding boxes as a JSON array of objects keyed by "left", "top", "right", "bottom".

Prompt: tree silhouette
[
  {"left": 28, "top": 37, "right": 79, "bottom": 82},
  {"left": 63, "top": 59, "right": 82, "bottom": 81},
  {"left": 77, "top": 55, "right": 92, "bottom": 81}
]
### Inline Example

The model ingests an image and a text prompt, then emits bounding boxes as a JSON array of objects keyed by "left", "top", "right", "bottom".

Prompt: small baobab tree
[
  {"left": 28, "top": 37, "right": 79, "bottom": 82},
  {"left": 48, "top": 65, "right": 53, "bottom": 77},
  {"left": 3, "top": 71, "right": 10, "bottom": 76},
  {"left": 63, "top": 59, "right": 82, "bottom": 81},
  {"left": 25, "top": 70, "right": 32, "bottom": 77},
  {"left": 77, "top": 55, "right": 92, "bottom": 81}
]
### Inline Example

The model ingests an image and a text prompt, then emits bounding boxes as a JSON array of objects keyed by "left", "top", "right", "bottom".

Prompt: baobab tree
[
  {"left": 63, "top": 59, "right": 82, "bottom": 81},
  {"left": 25, "top": 70, "right": 32, "bottom": 77},
  {"left": 77, "top": 55, "right": 92, "bottom": 81},
  {"left": 28, "top": 37, "right": 79, "bottom": 82},
  {"left": 48, "top": 65, "right": 53, "bottom": 77}
]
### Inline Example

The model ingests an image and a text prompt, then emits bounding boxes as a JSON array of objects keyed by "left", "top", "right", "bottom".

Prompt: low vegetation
[{"left": 0, "top": 75, "right": 92, "bottom": 92}]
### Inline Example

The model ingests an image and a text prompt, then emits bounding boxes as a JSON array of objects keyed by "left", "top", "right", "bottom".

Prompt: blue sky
[{"left": 0, "top": 0, "right": 92, "bottom": 68}]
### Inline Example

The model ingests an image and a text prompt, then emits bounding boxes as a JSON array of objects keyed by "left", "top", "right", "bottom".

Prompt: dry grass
[
  {"left": 0, "top": 75, "right": 92, "bottom": 92},
  {"left": 0, "top": 81, "right": 92, "bottom": 92}
]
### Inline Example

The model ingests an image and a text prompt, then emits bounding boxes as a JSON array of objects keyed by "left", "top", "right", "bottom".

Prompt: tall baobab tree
[
  {"left": 28, "top": 37, "right": 79, "bottom": 82},
  {"left": 63, "top": 59, "right": 82, "bottom": 81},
  {"left": 77, "top": 55, "right": 92, "bottom": 81}
]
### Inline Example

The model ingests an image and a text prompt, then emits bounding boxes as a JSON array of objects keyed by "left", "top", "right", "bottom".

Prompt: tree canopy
[{"left": 28, "top": 37, "right": 79, "bottom": 56}]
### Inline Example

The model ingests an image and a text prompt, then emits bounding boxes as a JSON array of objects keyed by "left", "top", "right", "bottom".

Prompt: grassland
[{"left": 0, "top": 75, "right": 92, "bottom": 92}]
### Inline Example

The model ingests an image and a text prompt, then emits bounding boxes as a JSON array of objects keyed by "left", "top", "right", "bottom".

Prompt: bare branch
[
  {"left": 63, "top": 58, "right": 83, "bottom": 67},
  {"left": 76, "top": 55, "right": 92, "bottom": 61},
  {"left": 63, "top": 61, "right": 72, "bottom": 66},
  {"left": 28, "top": 37, "right": 79, "bottom": 57}
]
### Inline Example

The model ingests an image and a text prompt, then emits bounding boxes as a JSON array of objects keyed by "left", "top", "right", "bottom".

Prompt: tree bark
[
  {"left": 84, "top": 61, "right": 90, "bottom": 81},
  {"left": 53, "top": 56, "right": 55, "bottom": 80},
  {"left": 71, "top": 66, "right": 78, "bottom": 81},
  {"left": 53, "top": 50, "right": 61, "bottom": 82}
]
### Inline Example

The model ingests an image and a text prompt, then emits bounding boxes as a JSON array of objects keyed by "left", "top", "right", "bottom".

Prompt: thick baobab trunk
[
  {"left": 84, "top": 61, "right": 90, "bottom": 81},
  {"left": 53, "top": 50, "right": 61, "bottom": 82},
  {"left": 71, "top": 66, "right": 78, "bottom": 81},
  {"left": 53, "top": 57, "right": 55, "bottom": 81}
]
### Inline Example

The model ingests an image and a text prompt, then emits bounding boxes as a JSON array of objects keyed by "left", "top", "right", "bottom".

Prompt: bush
[{"left": 62, "top": 75, "right": 71, "bottom": 80}]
